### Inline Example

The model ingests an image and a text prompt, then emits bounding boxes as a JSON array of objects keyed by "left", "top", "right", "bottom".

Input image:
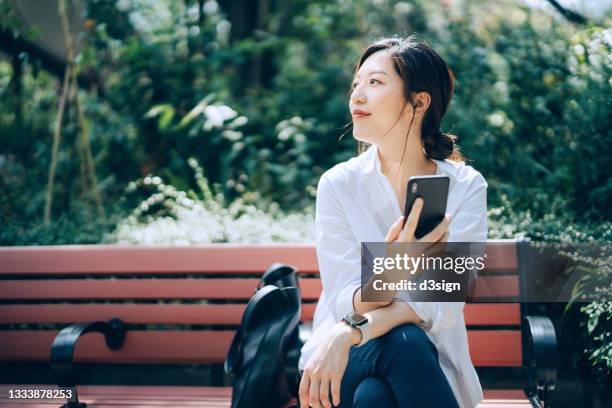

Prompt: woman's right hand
[
  {"left": 385, "top": 197, "right": 451, "bottom": 245},
  {"left": 362, "top": 198, "right": 452, "bottom": 303},
  {"left": 379, "top": 198, "right": 451, "bottom": 290}
]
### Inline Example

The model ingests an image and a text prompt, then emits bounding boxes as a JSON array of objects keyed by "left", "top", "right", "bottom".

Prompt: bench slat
[
  {"left": 464, "top": 303, "right": 521, "bottom": 325},
  {"left": 467, "top": 330, "right": 523, "bottom": 366},
  {"left": 0, "top": 331, "right": 234, "bottom": 364},
  {"left": 0, "top": 241, "right": 517, "bottom": 275},
  {"left": 0, "top": 279, "right": 318, "bottom": 301},
  {"left": 0, "top": 304, "right": 316, "bottom": 325},
  {"left": 481, "top": 241, "right": 517, "bottom": 272},
  {"left": 471, "top": 275, "right": 520, "bottom": 298},
  {"left": 0, "top": 330, "right": 522, "bottom": 366},
  {"left": 0, "top": 275, "right": 519, "bottom": 300},
  {"left": 0, "top": 303, "right": 521, "bottom": 326},
  {"left": 0, "top": 245, "right": 319, "bottom": 275}
]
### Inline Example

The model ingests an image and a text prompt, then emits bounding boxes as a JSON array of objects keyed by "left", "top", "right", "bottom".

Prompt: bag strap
[
  {"left": 258, "top": 263, "right": 298, "bottom": 290},
  {"left": 225, "top": 285, "right": 278, "bottom": 375}
]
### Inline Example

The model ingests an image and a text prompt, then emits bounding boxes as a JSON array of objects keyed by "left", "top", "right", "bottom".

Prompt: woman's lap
[{"left": 338, "top": 323, "right": 458, "bottom": 408}]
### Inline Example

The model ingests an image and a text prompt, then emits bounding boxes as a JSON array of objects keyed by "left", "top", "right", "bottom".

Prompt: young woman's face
[{"left": 349, "top": 50, "right": 412, "bottom": 144}]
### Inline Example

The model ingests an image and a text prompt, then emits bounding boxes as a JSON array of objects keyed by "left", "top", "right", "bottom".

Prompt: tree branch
[{"left": 546, "top": 0, "right": 588, "bottom": 24}]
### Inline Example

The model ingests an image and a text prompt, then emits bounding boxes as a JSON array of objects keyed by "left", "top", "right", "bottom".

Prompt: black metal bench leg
[
  {"left": 50, "top": 318, "right": 126, "bottom": 408},
  {"left": 523, "top": 315, "right": 557, "bottom": 408}
]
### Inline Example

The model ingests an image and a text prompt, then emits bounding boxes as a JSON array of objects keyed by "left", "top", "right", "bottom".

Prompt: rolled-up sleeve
[
  {"left": 315, "top": 173, "right": 362, "bottom": 323},
  {"left": 397, "top": 174, "right": 488, "bottom": 334}
]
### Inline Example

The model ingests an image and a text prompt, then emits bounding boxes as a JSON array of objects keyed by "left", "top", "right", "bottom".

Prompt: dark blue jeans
[{"left": 337, "top": 323, "right": 459, "bottom": 408}]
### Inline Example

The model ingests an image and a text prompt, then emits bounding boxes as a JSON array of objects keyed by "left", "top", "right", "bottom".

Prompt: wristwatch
[{"left": 342, "top": 311, "right": 371, "bottom": 347}]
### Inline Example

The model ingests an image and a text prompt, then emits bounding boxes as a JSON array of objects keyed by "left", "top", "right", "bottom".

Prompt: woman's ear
[{"left": 414, "top": 92, "right": 431, "bottom": 115}]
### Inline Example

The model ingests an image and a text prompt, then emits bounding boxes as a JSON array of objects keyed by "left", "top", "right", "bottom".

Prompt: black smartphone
[{"left": 402, "top": 175, "right": 450, "bottom": 239}]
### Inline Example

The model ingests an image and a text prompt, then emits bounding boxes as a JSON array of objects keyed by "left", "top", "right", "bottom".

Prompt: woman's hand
[
  {"left": 386, "top": 197, "right": 451, "bottom": 244},
  {"left": 381, "top": 198, "right": 451, "bottom": 285},
  {"left": 299, "top": 322, "right": 360, "bottom": 408}
]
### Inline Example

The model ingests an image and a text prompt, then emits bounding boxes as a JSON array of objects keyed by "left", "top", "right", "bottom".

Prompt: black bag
[
  {"left": 225, "top": 263, "right": 302, "bottom": 408},
  {"left": 259, "top": 263, "right": 304, "bottom": 398}
]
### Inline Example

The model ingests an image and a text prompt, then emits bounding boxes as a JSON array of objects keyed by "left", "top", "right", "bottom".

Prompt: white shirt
[{"left": 299, "top": 143, "right": 488, "bottom": 408}]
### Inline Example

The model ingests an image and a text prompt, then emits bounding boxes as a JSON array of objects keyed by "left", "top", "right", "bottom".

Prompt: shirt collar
[{"left": 362, "top": 143, "right": 445, "bottom": 176}]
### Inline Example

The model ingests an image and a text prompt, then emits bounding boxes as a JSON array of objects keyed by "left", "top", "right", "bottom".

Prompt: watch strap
[{"left": 355, "top": 318, "right": 371, "bottom": 347}]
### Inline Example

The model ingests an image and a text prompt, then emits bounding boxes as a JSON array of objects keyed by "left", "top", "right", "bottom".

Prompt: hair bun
[{"left": 424, "top": 130, "right": 456, "bottom": 160}]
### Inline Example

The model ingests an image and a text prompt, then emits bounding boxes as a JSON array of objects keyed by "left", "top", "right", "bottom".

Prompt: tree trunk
[
  {"left": 44, "top": 67, "right": 70, "bottom": 226},
  {"left": 45, "top": 0, "right": 105, "bottom": 224},
  {"left": 72, "top": 74, "right": 105, "bottom": 219},
  {"left": 59, "top": 0, "right": 105, "bottom": 219}
]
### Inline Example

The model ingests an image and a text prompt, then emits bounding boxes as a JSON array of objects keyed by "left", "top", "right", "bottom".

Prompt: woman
[{"left": 298, "top": 36, "right": 487, "bottom": 408}]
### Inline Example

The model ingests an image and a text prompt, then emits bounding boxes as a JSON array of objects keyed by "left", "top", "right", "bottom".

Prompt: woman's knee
[
  {"left": 352, "top": 377, "right": 396, "bottom": 408},
  {"left": 378, "top": 323, "right": 430, "bottom": 348},
  {"left": 375, "top": 323, "right": 437, "bottom": 364}
]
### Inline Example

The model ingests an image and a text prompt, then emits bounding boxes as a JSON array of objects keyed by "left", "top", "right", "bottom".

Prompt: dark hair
[{"left": 352, "top": 35, "right": 465, "bottom": 162}]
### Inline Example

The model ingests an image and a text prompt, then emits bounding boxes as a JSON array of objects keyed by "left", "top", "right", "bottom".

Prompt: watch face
[{"left": 345, "top": 311, "right": 368, "bottom": 326}]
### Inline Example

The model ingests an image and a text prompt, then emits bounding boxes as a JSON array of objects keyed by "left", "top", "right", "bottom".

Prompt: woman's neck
[{"left": 376, "top": 137, "right": 437, "bottom": 183}]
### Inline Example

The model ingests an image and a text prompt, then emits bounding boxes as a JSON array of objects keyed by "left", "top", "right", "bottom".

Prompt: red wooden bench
[{"left": 0, "top": 239, "right": 556, "bottom": 407}]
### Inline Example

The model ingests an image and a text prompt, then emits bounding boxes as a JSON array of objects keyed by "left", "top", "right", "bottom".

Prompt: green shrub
[{"left": 489, "top": 195, "right": 611, "bottom": 375}]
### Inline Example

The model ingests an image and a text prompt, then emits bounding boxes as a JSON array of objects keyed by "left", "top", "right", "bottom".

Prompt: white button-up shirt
[{"left": 299, "top": 143, "right": 488, "bottom": 408}]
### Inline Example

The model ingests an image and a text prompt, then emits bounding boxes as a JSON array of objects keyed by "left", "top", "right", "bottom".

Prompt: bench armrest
[
  {"left": 50, "top": 318, "right": 126, "bottom": 387},
  {"left": 522, "top": 315, "right": 557, "bottom": 408}
]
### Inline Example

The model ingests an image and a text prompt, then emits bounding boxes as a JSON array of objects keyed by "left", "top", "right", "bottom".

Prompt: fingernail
[{"left": 445, "top": 213, "right": 451, "bottom": 221}]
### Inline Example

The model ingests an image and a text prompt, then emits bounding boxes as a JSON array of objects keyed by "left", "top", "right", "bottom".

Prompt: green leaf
[
  {"left": 176, "top": 94, "right": 217, "bottom": 130},
  {"left": 587, "top": 313, "right": 599, "bottom": 334},
  {"left": 158, "top": 109, "right": 175, "bottom": 130},
  {"left": 144, "top": 104, "right": 173, "bottom": 119},
  {"left": 144, "top": 104, "right": 175, "bottom": 130}
]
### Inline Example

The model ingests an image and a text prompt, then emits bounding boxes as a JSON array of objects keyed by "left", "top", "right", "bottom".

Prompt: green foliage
[
  {"left": 489, "top": 195, "right": 611, "bottom": 375},
  {"left": 106, "top": 158, "right": 314, "bottom": 244},
  {"left": 2, "top": 0, "right": 610, "bottom": 224},
  {"left": 425, "top": 5, "right": 611, "bottom": 222},
  {"left": 581, "top": 301, "right": 612, "bottom": 374}
]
